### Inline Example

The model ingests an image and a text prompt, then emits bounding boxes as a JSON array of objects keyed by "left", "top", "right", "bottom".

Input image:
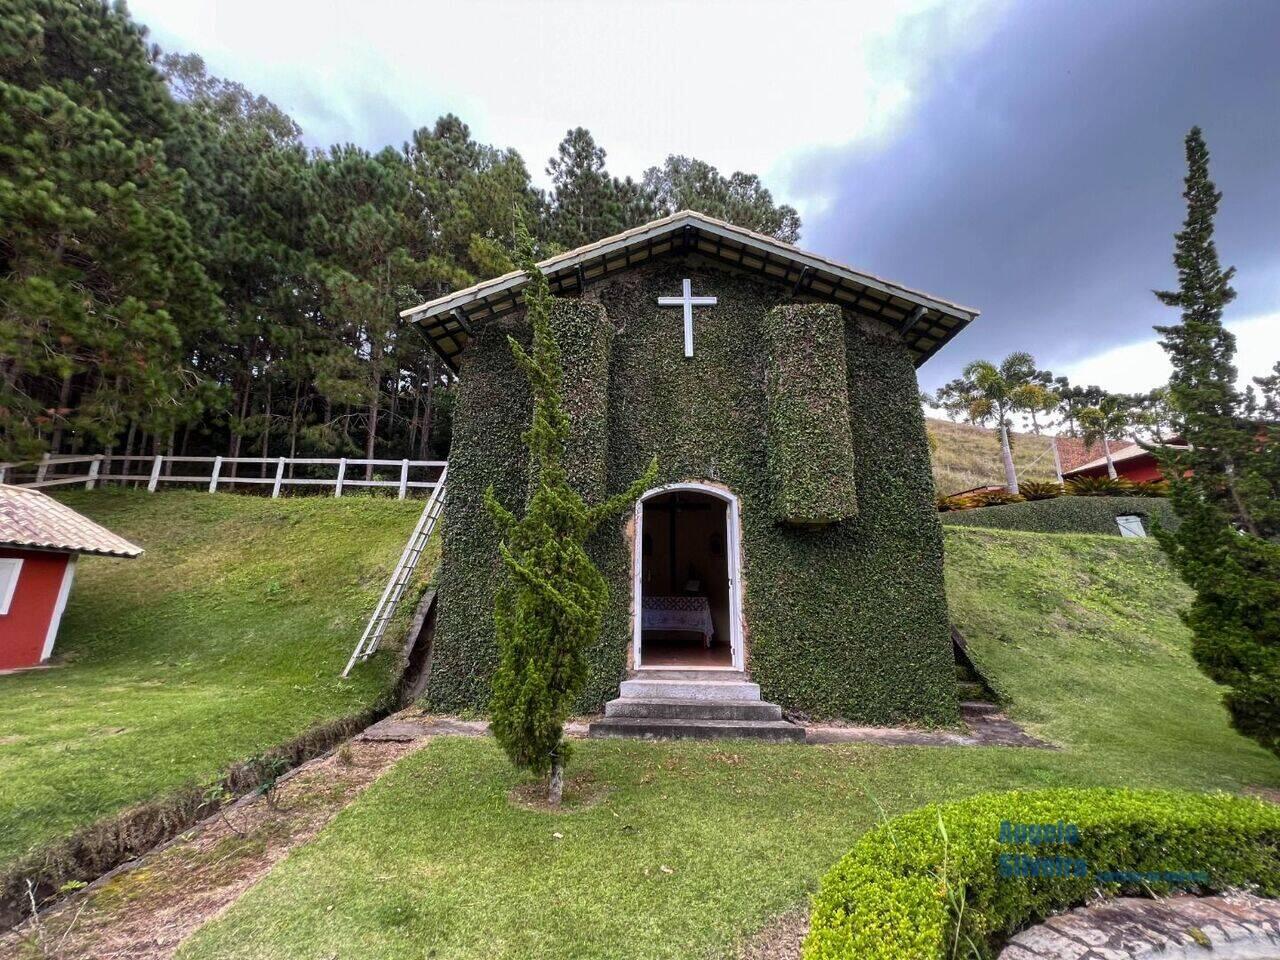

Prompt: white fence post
[
  {"left": 335, "top": 458, "right": 346, "bottom": 497},
  {"left": 209, "top": 456, "right": 223, "bottom": 493},
  {"left": 36, "top": 453, "right": 50, "bottom": 483},
  {"left": 87, "top": 456, "right": 102, "bottom": 490},
  {"left": 147, "top": 455, "right": 163, "bottom": 492},
  {"left": 398, "top": 459, "right": 409, "bottom": 500},
  {"left": 272, "top": 457, "right": 286, "bottom": 498}
]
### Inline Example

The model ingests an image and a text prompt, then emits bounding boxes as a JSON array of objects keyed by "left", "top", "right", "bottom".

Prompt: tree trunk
[
  {"left": 1000, "top": 422, "right": 1019, "bottom": 495},
  {"left": 1028, "top": 409, "right": 1041, "bottom": 435},
  {"left": 1103, "top": 438, "right": 1117, "bottom": 479},
  {"left": 547, "top": 753, "right": 564, "bottom": 808},
  {"left": 260, "top": 375, "right": 272, "bottom": 478},
  {"left": 50, "top": 373, "right": 73, "bottom": 453},
  {"left": 420, "top": 356, "right": 438, "bottom": 460}
]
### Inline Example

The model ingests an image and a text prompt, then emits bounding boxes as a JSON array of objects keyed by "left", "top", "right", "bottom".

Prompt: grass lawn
[
  {"left": 179, "top": 529, "right": 1280, "bottom": 960},
  {"left": 0, "top": 490, "right": 424, "bottom": 872}
]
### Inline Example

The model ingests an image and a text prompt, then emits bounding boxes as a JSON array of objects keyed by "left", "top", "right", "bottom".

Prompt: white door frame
[{"left": 632, "top": 482, "right": 745, "bottom": 671}]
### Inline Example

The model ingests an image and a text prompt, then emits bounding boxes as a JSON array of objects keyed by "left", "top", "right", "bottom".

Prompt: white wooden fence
[{"left": 0, "top": 453, "right": 447, "bottom": 499}]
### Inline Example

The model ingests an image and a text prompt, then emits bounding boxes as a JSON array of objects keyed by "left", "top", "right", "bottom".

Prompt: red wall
[
  {"left": 0, "top": 547, "right": 70, "bottom": 670},
  {"left": 1070, "top": 454, "right": 1164, "bottom": 484}
]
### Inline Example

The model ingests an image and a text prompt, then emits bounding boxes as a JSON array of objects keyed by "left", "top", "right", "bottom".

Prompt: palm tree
[
  {"left": 1079, "top": 394, "right": 1136, "bottom": 479},
  {"left": 955, "top": 352, "right": 1047, "bottom": 495}
]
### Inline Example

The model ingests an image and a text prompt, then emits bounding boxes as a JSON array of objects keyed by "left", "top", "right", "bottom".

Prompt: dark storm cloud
[{"left": 789, "top": 0, "right": 1280, "bottom": 390}]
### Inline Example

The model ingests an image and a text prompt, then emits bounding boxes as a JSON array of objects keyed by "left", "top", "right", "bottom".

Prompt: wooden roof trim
[{"left": 401, "top": 210, "right": 979, "bottom": 325}]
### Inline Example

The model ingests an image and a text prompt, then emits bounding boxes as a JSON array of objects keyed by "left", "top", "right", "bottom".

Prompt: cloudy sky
[{"left": 132, "top": 0, "right": 1280, "bottom": 399}]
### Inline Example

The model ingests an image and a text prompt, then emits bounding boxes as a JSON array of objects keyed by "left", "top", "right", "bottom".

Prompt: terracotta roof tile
[{"left": 0, "top": 485, "right": 142, "bottom": 558}]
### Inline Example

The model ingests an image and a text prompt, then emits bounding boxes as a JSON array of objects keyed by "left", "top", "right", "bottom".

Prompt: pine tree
[
  {"left": 1153, "top": 127, "right": 1280, "bottom": 757},
  {"left": 485, "top": 223, "right": 655, "bottom": 806},
  {"left": 0, "top": 0, "right": 219, "bottom": 461},
  {"left": 642, "top": 155, "right": 801, "bottom": 242}
]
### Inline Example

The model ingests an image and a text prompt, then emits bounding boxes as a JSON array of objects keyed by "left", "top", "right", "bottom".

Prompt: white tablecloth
[{"left": 642, "top": 596, "right": 714, "bottom": 646}]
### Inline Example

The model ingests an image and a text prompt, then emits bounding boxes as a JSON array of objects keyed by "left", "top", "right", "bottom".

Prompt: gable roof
[
  {"left": 0, "top": 485, "right": 143, "bottom": 558},
  {"left": 401, "top": 210, "right": 980, "bottom": 372}
]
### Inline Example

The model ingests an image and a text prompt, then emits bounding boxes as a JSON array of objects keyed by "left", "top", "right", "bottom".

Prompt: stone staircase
[{"left": 588, "top": 670, "right": 804, "bottom": 742}]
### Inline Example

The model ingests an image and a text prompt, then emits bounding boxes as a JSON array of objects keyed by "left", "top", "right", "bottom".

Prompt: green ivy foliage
[
  {"left": 804, "top": 788, "right": 1280, "bottom": 960},
  {"left": 428, "top": 260, "right": 955, "bottom": 723},
  {"left": 941, "top": 496, "right": 1178, "bottom": 536},
  {"left": 763, "top": 304, "right": 859, "bottom": 525}
]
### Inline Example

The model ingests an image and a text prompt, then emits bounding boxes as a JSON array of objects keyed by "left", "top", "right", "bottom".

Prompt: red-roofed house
[
  {"left": 0, "top": 485, "right": 142, "bottom": 671},
  {"left": 1058, "top": 438, "right": 1188, "bottom": 483}
]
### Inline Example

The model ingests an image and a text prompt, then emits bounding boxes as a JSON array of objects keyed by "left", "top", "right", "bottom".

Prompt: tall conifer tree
[{"left": 1153, "top": 127, "right": 1280, "bottom": 757}]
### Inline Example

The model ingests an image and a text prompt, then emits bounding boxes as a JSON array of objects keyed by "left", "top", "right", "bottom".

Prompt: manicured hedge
[
  {"left": 804, "top": 788, "right": 1280, "bottom": 960},
  {"left": 763, "top": 303, "right": 859, "bottom": 525},
  {"left": 427, "top": 260, "right": 955, "bottom": 723},
  {"left": 941, "top": 495, "right": 1178, "bottom": 535}
]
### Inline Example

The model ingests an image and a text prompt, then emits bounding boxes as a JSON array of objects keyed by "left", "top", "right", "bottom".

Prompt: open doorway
[{"left": 633, "top": 484, "right": 743, "bottom": 670}]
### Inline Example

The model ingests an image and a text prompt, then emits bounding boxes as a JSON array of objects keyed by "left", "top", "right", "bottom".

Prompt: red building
[
  {"left": 1059, "top": 438, "right": 1187, "bottom": 483},
  {"left": 0, "top": 485, "right": 142, "bottom": 672}
]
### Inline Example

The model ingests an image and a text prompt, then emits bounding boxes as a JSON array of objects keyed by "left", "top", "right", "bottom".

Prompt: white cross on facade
[{"left": 657, "top": 278, "right": 718, "bottom": 357}]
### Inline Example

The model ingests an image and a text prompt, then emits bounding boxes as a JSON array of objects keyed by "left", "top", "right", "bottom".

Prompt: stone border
[{"left": 999, "top": 894, "right": 1280, "bottom": 959}]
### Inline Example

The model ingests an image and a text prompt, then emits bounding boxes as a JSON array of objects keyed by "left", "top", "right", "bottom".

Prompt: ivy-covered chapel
[{"left": 403, "top": 211, "right": 980, "bottom": 726}]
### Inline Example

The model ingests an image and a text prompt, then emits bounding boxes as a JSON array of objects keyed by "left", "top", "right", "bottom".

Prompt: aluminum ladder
[{"left": 342, "top": 467, "right": 447, "bottom": 677}]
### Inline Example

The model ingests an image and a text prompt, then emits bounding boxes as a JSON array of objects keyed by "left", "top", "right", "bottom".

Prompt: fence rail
[{"left": 0, "top": 453, "right": 447, "bottom": 499}]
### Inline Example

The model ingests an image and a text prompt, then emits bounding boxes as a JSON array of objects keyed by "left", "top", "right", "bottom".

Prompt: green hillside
[
  {"left": 0, "top": 491, "right": 425, "bottom": 874},
  {"left": 926, "top": 417, "right": 1059, "bottom": 496}
]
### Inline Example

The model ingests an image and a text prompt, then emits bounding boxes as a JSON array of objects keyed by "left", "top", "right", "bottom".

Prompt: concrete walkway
[{"left": 358, "top": 702, "right": 1051, "bottom": 749}]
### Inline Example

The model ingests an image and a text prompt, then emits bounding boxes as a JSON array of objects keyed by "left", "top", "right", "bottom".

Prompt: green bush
[
  {"left": 1065, "top": 475, "right": 1136, "bottom": 496},
  {"left": 804, "top": 788, "right": 1280, "bottom": 960},
  {"left": 1017, "top": 479, "right": 1064, "bottom": 501},
  {"left": 941, "top": 495, "right": 1178, "bottom": 535},
  {"left": 1130, "top": 479, "right": 1171, "bottom": 497},
  {"left": 967, "top": 490, "right": 1024, "bottom": 508}
]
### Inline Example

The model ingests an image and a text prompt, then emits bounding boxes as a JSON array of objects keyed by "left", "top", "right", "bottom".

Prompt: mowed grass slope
[
  {"left": 927, "top": 417, "right": 1058, "bottom": 496},
  {"left": 0, "top": 490, "right": 423, "bottom": 870},
  {"left": 179, "top": 528, "right": 1279, "bottom": 960}
]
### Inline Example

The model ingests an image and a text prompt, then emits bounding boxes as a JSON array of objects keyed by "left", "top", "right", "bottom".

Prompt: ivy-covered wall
[
  {"left": 427, "top": 256, "right": 957, "bottom": 724},
  {"left": 763, "top": 303, "right": 859, "bottom": 525}
]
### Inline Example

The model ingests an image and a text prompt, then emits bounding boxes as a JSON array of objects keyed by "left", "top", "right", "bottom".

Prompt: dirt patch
[
  {"left": 0, "top": 735, "right": 429, "bottom": 960},
  {"left": 508, "top": 772, "right": 609, "bottom": 813},
  {"left": 1, "top": 710, "right": 378, "bottom": 928},
  {"left": 736, "top": 905, "right": 810, "bottom": 960},
  {"left": 1246, "top": 786, "right": 1280, "bottom": 805}
]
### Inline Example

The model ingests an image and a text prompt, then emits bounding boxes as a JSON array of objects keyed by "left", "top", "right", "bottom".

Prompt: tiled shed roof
[{"left": 0, "top": 485, "right": 143, "bottom": 558}]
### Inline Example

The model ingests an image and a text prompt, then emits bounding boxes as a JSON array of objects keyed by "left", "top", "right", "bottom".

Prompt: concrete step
[
  {"left": 604, "top": 697, "right": 782, "bottom": 721},
  {"left": 956, "top": 680, "right": 990, "bottom": 700},
  {"left": 960, "top": 700, "right": 1002, "bottom": 716},
  {"left": 619, "top": 677, "right": 761, "bottom": 702},
  {"left": 588, "top": 716, "right": 804, "bottom": 743},
  {"left": 630, "top": 669, "right": 747, "bottom": 681}
]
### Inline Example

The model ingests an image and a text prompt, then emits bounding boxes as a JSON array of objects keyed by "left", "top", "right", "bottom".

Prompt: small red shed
[{"left": 0, "top": 485, "right": 142, "bottom": 672}]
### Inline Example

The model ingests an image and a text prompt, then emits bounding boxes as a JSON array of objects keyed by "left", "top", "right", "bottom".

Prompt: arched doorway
[{"left": 632, "top": 483, "right": 744, "bottom": 670}]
